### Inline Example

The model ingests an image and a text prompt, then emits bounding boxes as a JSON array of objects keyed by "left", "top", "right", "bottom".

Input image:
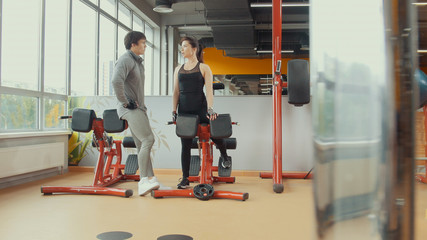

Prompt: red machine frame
[
  {"left": 41, "top": 116, "right": 139, "bottom": 197},
  {"left": 416, "top": 105, "right": 427, "bottom": 183},
  {"left": 151, "top": 123, "right": 249, "bottom": 201},
  {"left": 259, "top": 0, "right": 312, "bottom": 193}
]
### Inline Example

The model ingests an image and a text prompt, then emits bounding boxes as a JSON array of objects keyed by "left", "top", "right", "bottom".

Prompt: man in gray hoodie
[{"left": 112, "top": 31, "right": 160, "bottom": 196}]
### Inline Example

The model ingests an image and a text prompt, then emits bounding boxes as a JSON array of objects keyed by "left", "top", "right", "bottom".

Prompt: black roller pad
[
  {"left": 103, "top": 109, "right": 126, "bottom": 133},
  {"left": 71, "top": 108, "right": 96, "bottom": 132},
  {"left": 176, "top": 114, "right": 199, "bottom": 138},
  {"left": 210, "top": 114, "right": 232, "bottom": 139}
]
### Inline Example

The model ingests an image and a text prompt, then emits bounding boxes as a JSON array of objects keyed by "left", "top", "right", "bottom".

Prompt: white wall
[
  {"left": 0, "top": 133, "right": 68, "bottom": 189},
  {"left": 76, "top": 95, "right": 313, "bottom": 172}
]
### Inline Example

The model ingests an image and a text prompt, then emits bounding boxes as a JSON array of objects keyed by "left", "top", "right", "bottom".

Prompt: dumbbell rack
[
  {"left": 151, "top": 124, "right": 249, "bottom": 201},
  {"left": 41, "top": 109, "right": 139, "bottom": 197}
]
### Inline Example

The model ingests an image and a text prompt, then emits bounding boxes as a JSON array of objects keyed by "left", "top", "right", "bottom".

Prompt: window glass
[
  {"left": 144, "top": 23, "right": 154, "bottom": 43},
  {"left": 144, "top": 46, "right": 153, "bottom": 95},
  {"left": 1, "top": 0, "right": 41, "bottom": 91},
  {"left": 71, "top": 0, "right": 96, "bottom": 96},
  {"left": 132, "top": 14, "right": 144, "bottom": 32},
  {"left": 100, "top": 0, "right": 116, "bottom": 17},
  {"left": 0, "top": 94, "right": 38, "bottom": 131},
  {"left": 44, "top": 99, "right": 66, "bottom": 129},
  {"left": 44, "top": 0, "right": 68, "bottom": 95},
  {"left": 117, "top": 26, "right": 129, "bottom": 58},
  {"left": 88, "top": 0, "right": 98, "bottom": 5},
  {"left": 118, "top": 2, "right": 131, "bottom": 28},
  {"left": 99, "top": 16, "right": 115, "bottom": 96}
]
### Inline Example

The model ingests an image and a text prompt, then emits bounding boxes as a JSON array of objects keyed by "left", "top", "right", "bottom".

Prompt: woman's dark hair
[
  {"left": 124, "top": 31, "right": 146, "bottom": 50},
  {"left": 180, "top": 36, "right": 204, "bottom": 63}
]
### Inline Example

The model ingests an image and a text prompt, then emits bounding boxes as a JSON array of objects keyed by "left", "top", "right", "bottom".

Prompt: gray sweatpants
[{"left": 121, "top": 109, "right": 155, "bottom": 178}]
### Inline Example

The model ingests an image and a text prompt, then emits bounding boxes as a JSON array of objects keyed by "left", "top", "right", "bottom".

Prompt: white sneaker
[
  {"left": 138, "top": 177, "right": 160, "bottom": 196},
  {"left": 149, "top": 176, "right": 172, "bottom": 190}
]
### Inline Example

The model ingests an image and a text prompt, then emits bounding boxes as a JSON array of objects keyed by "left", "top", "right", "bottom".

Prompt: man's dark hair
[{"left": 124, "top": 31, "right": 146, "bottom": 50}]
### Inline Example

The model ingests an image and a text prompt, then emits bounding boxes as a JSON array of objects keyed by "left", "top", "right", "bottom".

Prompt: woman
[{"left": 172, "top": 36, "right": 231, "bottom": 189}]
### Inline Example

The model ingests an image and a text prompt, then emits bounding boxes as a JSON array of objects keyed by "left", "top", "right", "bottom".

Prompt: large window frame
[{"left": 0, "top": 0, "right": 158, "bottom": 133}]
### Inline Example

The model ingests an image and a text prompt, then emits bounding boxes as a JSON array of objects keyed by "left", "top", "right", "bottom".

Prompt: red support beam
[
  {"left": 416, "top": 106, "right": 427, "bottom": 183},
  {"left": 272, "top": 0, "right": 284, "bottom": 193}
]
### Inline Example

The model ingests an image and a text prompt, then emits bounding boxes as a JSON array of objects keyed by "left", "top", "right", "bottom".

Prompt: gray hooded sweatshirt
[{"left": 112, "top": 50, "right": 147, "bottom": 118}]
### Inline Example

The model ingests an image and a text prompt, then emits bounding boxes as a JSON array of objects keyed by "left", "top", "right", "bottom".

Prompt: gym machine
[
  {"left": 41, "top": 108, "right": 140, "bottom": 197},
  {"left": 151, "top": 114, "right": 248, "bottom": 201},
  {"left": 259, "top": 0, "right": 311, "bottom": 193}
]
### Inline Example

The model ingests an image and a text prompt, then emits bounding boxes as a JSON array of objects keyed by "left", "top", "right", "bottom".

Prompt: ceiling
[{"left": 144, "top": 0, "right": 427, "bottom": 67}]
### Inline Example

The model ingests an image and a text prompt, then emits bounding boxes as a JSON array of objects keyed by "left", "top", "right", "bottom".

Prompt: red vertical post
[
  {"left": 416, "top": 106, "right": 427, "bottom": 183},
  {"left": 272, "top": 0, "right": 284, "bottom": 193},
  {"left": 423, "top": 106, "right": 427, "bottom": 180}
]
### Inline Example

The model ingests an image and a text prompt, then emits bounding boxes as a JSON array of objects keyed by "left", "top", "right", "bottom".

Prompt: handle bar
[{"left": 59, "top": 115, "right": 72, "bottom": 120}]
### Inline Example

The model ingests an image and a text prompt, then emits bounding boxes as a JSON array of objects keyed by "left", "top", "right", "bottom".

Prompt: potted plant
[{"left": 68, "top": 131, "right": 90, "bottom": 166}]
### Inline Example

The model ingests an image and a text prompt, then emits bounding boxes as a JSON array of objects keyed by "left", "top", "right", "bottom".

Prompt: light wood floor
[{"left": 0, "top": 170, "right": 426, "bottom": 240}]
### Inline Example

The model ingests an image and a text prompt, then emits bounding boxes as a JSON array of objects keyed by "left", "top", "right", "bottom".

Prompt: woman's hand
[
  {"left": 207, "top": 107, "right": 217, "bottom": 120},
  {"left": 172, "top": 111, "right": 177, "bottom": 122}
]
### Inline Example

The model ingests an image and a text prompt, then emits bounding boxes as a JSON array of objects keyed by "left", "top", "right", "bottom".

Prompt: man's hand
[{"left": 124, "top": 99, "right": 138, "bottom": 109}]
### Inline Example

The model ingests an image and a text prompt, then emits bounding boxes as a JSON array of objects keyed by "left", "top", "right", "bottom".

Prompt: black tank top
[{"left": 177, "top": 62, "right": 207, "bottom": 114}]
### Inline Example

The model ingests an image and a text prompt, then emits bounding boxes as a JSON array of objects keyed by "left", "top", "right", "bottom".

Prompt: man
[{"left": 112, "top": 31, "right": 160, "bottom": 196}]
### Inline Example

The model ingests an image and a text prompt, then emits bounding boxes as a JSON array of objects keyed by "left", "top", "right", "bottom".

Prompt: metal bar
[
  {"left": 271, "top": 0, "right": 283, "bottom": 193},
  {"left": 260, "top": 172, "right": 312, "bottom": 179},
  {"left": 251, "top": 2, "right": 309, "bottom": 8},
  {"left": 41, "top": 186, "right": 131, "bottom": 197}
]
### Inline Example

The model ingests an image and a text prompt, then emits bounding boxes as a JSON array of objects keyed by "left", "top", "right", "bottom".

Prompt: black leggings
[
  {"left": 181, "top": 137, "right": 227, "bottom": 178},
  {"left": 178, "top": 108, "right": 228, "bottom": 178}
]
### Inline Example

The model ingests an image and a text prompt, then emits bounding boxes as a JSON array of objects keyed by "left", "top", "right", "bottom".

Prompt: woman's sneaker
[
  {"left": 177, "top": 178, "right": 190, "bottom": 189},
  {"left": 138, "top": 177, "right": 160, "bottom": 196}
]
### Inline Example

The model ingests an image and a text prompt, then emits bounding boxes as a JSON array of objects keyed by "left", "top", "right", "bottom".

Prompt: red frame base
[
  {"left": 415, "top": 175, "right": 427, "bottom": 184},
  {"left": 259, "top": 172, "right": 313, "bottom": 179},
  {"left": 152, "top": 189, "right": 249, "bottom": 201},
  {"left": 41, "top": 118, "right": 138, "bottom": 198},
  {"left": 152, "top": 124, "right": 248, "bottom": 201}
]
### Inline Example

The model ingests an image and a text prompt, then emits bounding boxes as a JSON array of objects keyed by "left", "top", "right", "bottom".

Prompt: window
[
  {"left": 144, "top": 46, "right": 153, "bottom": 95},
  {"left": 70, "top": 0, "right": 96, "bottom": 96},
  {"left": 133, "top": 15, "right": 144, "bottom": 32},
  {"left": 44, "top": 0, "right": 68, "bottom": 95},
  {"left": 1, "top": 0, "right": 41, "bottom": 91},
  {"left": 98, "top": 16, "right": 116, "bottom": 96},
  {"left": 118, "top": 2, "right": 131, "bottom": 28},
  {"left": 44, "top": 99, "right": 66, "bottom": 129},
  {"left": 87, "top": 0, "right": 98, "bottom": 5},
  {"left": 100, "top": 0, "right": 116, "bottom": 18},
  {"left": 118, "top": 26, "right": 129, "bottom": 58},
  {"left": 0, "top": 94, "right": 38, "bottom": 130},
  {"left": 145, "top": 23, "right": 154, "bottom": 43},
  {"left": 0, "top": 0, "right": 158, "bottom": 132}
]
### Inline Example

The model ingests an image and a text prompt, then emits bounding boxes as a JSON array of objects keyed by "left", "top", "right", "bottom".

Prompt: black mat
[{"left": 96, "top": 231, "right": 133, "bottom": 240}]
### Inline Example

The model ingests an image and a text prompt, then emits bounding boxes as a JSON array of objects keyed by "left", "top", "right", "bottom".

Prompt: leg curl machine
[
  {"left": 151, "top": 114, "right": 249, "bottom": 201},
  {"left": 41, "top": 108, "right": 140, "bottom": 197}
]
